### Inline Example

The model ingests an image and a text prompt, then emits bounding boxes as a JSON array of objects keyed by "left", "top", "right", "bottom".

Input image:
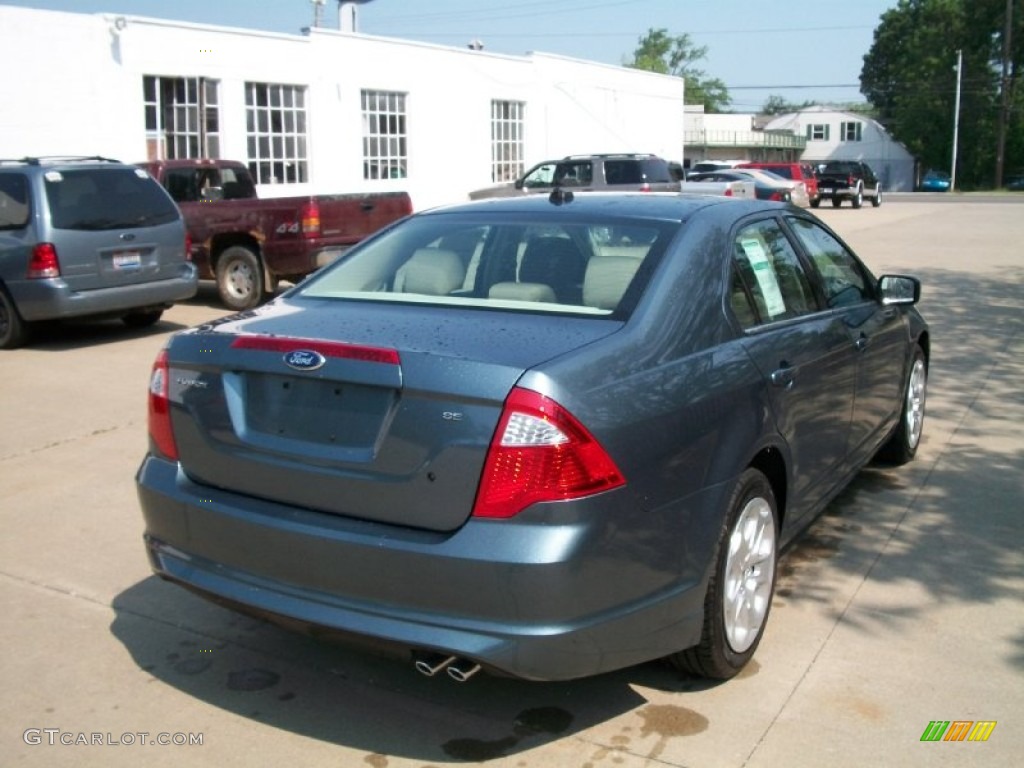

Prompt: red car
[{"left": 739, "top": 162, "right": 821, "bottom": 208}]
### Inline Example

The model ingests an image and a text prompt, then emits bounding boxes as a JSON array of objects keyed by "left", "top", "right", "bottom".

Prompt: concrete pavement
[{"left": 1, "top": 197, "right": 1021, "bottom": 766}]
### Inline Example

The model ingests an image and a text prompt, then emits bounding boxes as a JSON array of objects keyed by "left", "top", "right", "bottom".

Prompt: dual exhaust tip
[{"left": 414, "top": 653, "right": 482, "bottom": 682}]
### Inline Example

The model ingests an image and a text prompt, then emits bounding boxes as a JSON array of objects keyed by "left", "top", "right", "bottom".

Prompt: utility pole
[
  {"left": 952, "top": 49, "right": 962, "bottom": 192},
  {"left": 994, "top": 0, "right": 1014, "bottom": 188}
]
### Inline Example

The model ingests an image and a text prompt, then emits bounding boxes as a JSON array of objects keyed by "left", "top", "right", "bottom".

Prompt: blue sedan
[
  {"left": 919, "top": 170, "right": 951, "bottom": 192},
  {"left": 137, "top": 192, "right": 929, "bottom": 682}
]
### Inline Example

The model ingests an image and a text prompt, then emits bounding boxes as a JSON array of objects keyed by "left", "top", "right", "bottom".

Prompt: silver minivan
[{"left": 0, "top": 156, "right": 197, "bottom": 348}]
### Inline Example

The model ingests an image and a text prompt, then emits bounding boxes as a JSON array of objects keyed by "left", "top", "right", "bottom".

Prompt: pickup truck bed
[{"left": 139, "top": 159, "right": 412, "bottom": 309}]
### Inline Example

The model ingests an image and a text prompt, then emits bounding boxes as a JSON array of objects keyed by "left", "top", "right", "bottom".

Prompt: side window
[
  {"left": 788, "top": 218, "right": 870, "bottom": 307},
  {"left": 0, "top": 173, "right": 31, "bottom": 230},
  {"left": 554, "top": 161, "right": 592, "bottom": 186},
  {"left": 731, "top": 219, "right": 817, "bottom": 325},
  {"left": 522, "top": 163, "right": 556, "bottom": 188}
]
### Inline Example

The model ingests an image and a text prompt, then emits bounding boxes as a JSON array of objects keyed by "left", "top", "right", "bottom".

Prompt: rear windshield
[
  {"left": 45, "top": 167, "right": 180, "bottom": 230},
  {"left": 298, "top": 213, "right": 675, "bottom": 317},
  {"left": 764, "top": 166, "right": 794, "bottom": 180}
]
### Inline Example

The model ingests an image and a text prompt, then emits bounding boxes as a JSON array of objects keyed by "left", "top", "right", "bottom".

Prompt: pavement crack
[{"left": 0, "top": 421, "right": 135, "bottom": 462}]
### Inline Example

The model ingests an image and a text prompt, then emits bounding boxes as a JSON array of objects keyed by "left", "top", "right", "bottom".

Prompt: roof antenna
[{"left": 549, "top": 185, "right": 574, "bottom": 205}]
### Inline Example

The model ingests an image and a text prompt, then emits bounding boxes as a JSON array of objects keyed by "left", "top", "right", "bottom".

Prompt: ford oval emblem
[{"left": 283, "top": 349, "right": 326, "bottom": 371}]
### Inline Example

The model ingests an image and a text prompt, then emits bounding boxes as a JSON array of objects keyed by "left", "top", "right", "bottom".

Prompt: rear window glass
[
  {"left": 0, "top": 173, "right": 30, "bottom": 230},
  {"left": 298, "top": 213, "right": 674, "bottom": 316},
  {"left": 45, "top": 168, "right": 179, "bottom": 230}
]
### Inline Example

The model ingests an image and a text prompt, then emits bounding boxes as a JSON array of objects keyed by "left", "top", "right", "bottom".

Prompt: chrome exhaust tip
[
  {"left": 447, "top": 661, "right": 482, "bottom": 682},
  {"left": 414, "top": 653, "right": 457, "bottom": 677}
]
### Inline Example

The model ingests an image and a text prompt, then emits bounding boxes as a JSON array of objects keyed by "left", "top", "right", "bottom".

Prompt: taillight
[
  {"left": 472, "top": 387, "right": 625, "bottom": 519},
  {"left": 724, "top": 188, "right": 734, "bottom": 197},
  {"left": 28, "top": 243, "right": 60, "bottom": 278},
  {"left": 184, "top": 231, "right": 192, "bottom": 262},
  {"left": 300, "top": 201, "right": 321, "bottom": 238},
  {"left": 639, "top": 182, "right": 651, "bottom": 192},
  {"left": 147, "top": 349, "right": 179, "bottom": 461}
]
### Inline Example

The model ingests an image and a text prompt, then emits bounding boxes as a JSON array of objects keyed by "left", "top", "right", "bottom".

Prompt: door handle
[{"left": 770, "top": 362, "right": 795, "bottom": 389}]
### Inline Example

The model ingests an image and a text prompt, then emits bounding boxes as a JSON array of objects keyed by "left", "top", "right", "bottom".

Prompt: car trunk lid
[{"left": 165, "top": 299, "right": 620, "bottom": 532}]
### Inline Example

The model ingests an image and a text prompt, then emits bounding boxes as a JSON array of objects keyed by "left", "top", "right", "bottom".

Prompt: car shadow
[
  {"left": 109, "top": 576, "right": 726, "bottom": 761},
  {"left": 18, "top": 316, "right": 191, "bottom": 351}
]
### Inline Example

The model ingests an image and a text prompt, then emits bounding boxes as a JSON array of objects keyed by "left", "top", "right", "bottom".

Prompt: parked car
[
  {"left": 679, "top": 176, "right": 757, "bottom": 199},
  {"left": 687, "top": 169, "right": 806, "bottom": 206},
  {"left": 468, "top": 154, "right": 681, "bottom": 200},
  {"left": 1004, "top": 171, "right": 1024, "bottom": 191},
  {"left": 739, "top": 162, "right": 821, "bottom": 207},
  {"left": 690, "top": 160, "right": 747, "bottom": 173},
  {"left": 139, "top": 159, "right": 413, "bottom": 310},
  {"left": 816, "top": 161, "right": 883, "bottom": 208},
  {"left": 918, "top": 170, "right": 951, "bottom": 192},
  {"left": 0, "top": 156, "right": 196, "bottom": 349},
  {"left": 137, "top": 192, "right": 929, "bottom": 683}
]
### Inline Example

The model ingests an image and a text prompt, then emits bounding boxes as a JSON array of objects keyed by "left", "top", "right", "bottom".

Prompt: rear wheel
[
  {"left": 871, "top": 187, "right": 883, "bottom": 207},
  {"left": 851, "top": 186, "right": 863, "bottom": 208},
  {"left": 216, "top": 245, "right": 265, "bottom": 310},
  {"left": 0, "top": 284, "right": 31, "bottom": 349},
  {"left": 877, "top": 345, "right": 927, "bottom": 464},
  {"left": 669, "top": 468, "right": 778, "bottom": 679}
]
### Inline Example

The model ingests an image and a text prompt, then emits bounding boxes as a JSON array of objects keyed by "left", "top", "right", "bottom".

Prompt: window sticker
[
  {"left": 740, "top": 237, "right": 787, "bottom": 318},
  {"left": 44, "top": 171, "right": 63, "bottom": 183}
]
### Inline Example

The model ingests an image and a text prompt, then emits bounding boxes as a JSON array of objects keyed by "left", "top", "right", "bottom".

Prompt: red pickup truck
[{"left": 138, "top": 159, "right": 412, "bottom": 309}]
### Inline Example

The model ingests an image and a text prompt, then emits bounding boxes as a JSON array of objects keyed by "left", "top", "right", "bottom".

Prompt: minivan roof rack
[{"left": 0, "top": 155, "right": 121, "bottom": 166}]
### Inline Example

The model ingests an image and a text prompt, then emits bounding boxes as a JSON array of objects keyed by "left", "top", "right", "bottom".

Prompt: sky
[{"left": 2, "top": 0, "right": 900, "bottom": 109}]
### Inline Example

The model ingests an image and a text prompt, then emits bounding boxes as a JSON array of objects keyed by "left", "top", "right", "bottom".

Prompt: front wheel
[
  {"left": 215, "top": 245, "right": 265, "bottom": 310},
  {"left": 810, "top": 197, "right": 821, "bottom": 209},
  {"left": 877, "top": 345, "right": 927, "bottom": 464},
  {"left": 831, "top": 197, "right": 842, "bottom": 208},
  {"left": 669, "top": 468, "right": 778, "bottom": 679}
]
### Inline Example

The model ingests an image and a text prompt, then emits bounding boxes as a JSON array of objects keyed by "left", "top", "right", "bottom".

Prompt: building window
[
  {"left": 244, "top": 82, "right": 308, "bottom": 185},
  {"left": 362, "top": 90, "right": 407, "bottom": 180},
  {"left": 143, "top": 76, "right": 220, "bottom": 161},
  {"left": 806, "top": 123, "right": 830, "bottom": 142},
  {"left": 490, "top": 100, "right": 525, "bottom": 182},
  {"left": 840, "top": 121, "right": 863, "bottom": 142}
]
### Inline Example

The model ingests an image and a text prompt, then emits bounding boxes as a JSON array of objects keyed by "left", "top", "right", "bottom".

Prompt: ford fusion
[{"left": 137, "top": 192, "right": 928, "bottom": 682}]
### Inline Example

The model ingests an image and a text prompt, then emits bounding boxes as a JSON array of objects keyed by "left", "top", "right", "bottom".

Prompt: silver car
[{"left": 0, "top": 156, "right": 197, "bottom": 348}]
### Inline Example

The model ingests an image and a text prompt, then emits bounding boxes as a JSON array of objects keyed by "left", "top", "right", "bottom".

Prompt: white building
[
  {"left": 765, "top": 107, "right": 916, "bottom": 192},
  {"left": 0, "top": 6, "right": 685, "bottom": 210}
]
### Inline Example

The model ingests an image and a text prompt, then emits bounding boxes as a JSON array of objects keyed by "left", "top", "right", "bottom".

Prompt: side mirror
[{"left": 879, "top": 275, "right": 921, "bottom": 305}]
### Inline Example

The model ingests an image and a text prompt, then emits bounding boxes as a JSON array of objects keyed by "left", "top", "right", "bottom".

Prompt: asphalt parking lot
[{"left": 2, "top": 195, "right": 1022, "bottom": 767}]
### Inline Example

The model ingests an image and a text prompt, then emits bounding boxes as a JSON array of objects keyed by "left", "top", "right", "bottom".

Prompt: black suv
[
  {"left": 0, "top": 156, "right": 197, "bottom": 348},
  {"left": 469, "top": 154, "right": 681, "bottom": 199}
]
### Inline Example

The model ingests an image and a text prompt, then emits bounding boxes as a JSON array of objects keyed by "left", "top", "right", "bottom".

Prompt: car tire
[
  {"left": 0, "top": 283, "right": 31, "bottom": 350},
  {"left": 852, "top": 186, "right": 863, "bottom": 209},
  {"left": 216, "top": 245, "right": 265, "bottom": 310},
  {"left": 831, "top": 197, "right": 842, "bottom": 208},
  {"left": 668, "top": 468, "right": 778, "bottom": 679},
  {"left": 877, "top": 345, "right": 927, "bottom": 465},
  {"left": 122, "top": 309, "right": 164, "bottom": 328},
  {"left": 810, "top": 197, "right": 821, "bottom": 209},
  {"left": 871, "top": 187, "right": 883, "bottom": 207}
]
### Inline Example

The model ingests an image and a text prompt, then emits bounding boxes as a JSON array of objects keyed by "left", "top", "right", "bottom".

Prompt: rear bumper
[
  {"left": 10, "top": 264, "right": 198, "bottom": 321},
  {"left": 136, "top": 454, "right": 714, "bottom": 681}
]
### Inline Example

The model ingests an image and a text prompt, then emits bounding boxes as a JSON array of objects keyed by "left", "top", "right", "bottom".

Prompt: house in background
[
  {"left": 683, "top": 106, "right": 806, "bottom": 168},
  {"left": 684, "top": 105, "right": 916, "bottom": 192},
  {"left": 764, "top": 106, "right": 916, "bottom": 191},
  {"left": 0, "top": 6, "right": 684, "bottom": 210}
]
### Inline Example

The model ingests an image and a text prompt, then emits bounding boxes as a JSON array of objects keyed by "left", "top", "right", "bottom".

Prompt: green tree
[
  {"left": 860, "top": 0, "right": 1023, "bottom": 188},
  {"left": 625, "top": 28, "right": 731, "bottom": 113},
  {"left": 761, "top": 95, "right": 819, "bottom": 115}
]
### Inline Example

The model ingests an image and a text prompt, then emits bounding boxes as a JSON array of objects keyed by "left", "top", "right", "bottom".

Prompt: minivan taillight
[
  {"left": 147, "top": 349, "right": 179, "bottom": 461},
  {"left": 28, "top": 243, "right": 60, "bottom": 278},
  {"left": 184, "top": 231, "right": 193, "bottom": 262},
  {"left": 300, "top": 201, "right": 321, "bottom": 238},
  {"left": 472, "top": 387, "right": 625, "bottom": 519}
]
